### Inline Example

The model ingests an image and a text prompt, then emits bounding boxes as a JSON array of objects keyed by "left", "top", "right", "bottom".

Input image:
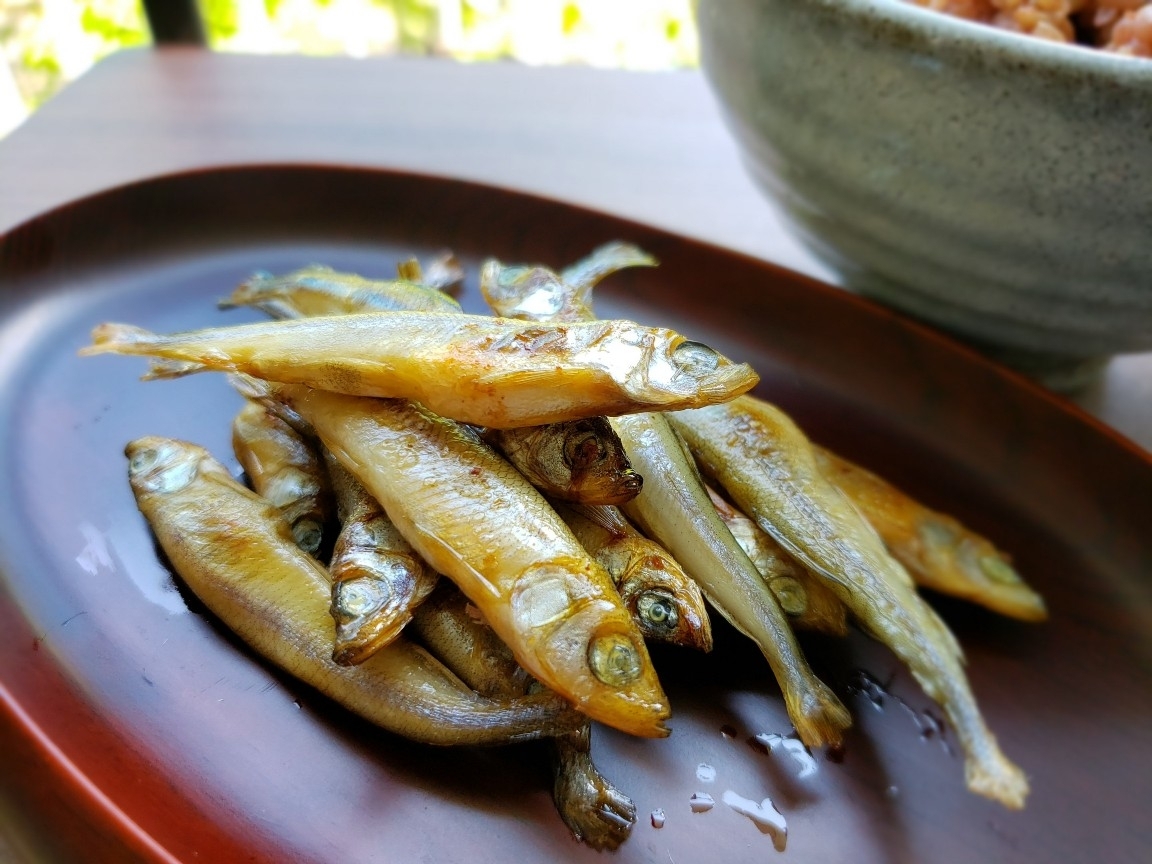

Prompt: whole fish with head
[
  {"left": 556, "top": 501, "right": 712, "bottom": 652},
  {"left": 126, "top": 436, "right": 583, "bottom": 745},
  {"left": 811, "top": 446, "right": 1047, "bottom": 622},
  {"left": 480, "top": 249, "right": 852, "bottom": 749},
  {"left": 481, "top": 418, "right": 643, "bottom": 506},
  {"left": 669, "top": 395, "right": 1029, "bottom": 809},
  {"left": 263, "top": 383, "right": 671, "bottom": 738},
  {"left": 231, "top": 399, "right": 333, "bottom": 557},
  {"left": 81, "top": 311, "right": 759, "bottom": 429},
  {"left": 220, "top": 263, "right": 463, "bottom": 319},
  {"left": 323, "top": 451, "right": 440, "bottom": 665}
]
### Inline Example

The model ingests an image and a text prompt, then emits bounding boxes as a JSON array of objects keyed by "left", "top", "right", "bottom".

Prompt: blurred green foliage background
[{"left": 0, "top": 0, "right": 699, "bottom": 137}]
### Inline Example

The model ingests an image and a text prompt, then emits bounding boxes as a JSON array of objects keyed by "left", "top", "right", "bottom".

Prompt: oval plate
[{"left": 1, "top": 166, "right": 1149, "bottom": 864}]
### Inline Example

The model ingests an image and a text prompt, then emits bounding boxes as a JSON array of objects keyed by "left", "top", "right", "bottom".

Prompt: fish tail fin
[
  {"left": 78, "top": 322, "right": 161, "bottom": 357},
  {"left": 141, "top": 358, "right": 208, "bottom": 380},
  {"left": 228, "top": 372, "right": 274, "bottom": 400},
  {"left": 966, "top": 746, "right": 1030, "bottom": 810},
  {"left": 218, "top": 270, "right": 276, "bottom": 309}
]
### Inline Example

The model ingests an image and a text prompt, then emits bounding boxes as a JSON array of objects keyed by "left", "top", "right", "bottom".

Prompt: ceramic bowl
[{"left": 695, "top": 0, "right": 1152, "bottom": 390}]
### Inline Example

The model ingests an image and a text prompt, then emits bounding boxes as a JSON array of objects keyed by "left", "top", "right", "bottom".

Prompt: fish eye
[
  {"left": 333, "top": 577, "right": 388, "bottom": 622},
  {"left": 637, "top": 591, "right": 679, "bottom": 633},
  {"left": 671, "top": 340, "right": 721, "bottom": 375},
  {"left": 563, "top": 430, "right": 608, "bottom": 469},
  {"left": 769, "top": 576, "right": 809, "bottom": 617},
  {"left": 129, "top": 447, "right": 163, "bottom": 475},
  {"left": 292, "top": 518, "right": 323, "bottom": 555},
  {"left": 588, "top": 633, "right": 643, "bottom": 686},
  {"left": 128, "top": 441, "right": 198, "bottom": 493}
]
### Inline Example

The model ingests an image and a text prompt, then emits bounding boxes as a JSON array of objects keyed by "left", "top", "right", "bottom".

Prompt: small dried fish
[
  {"left": 669, "top": 396, "right": 1029, "bottom": 808},
  {"left": 221, "top": 264, "right": 462, "bottom": 319},
  {"left": 613, "top": 412, "right": 852, "bottom": 748},
  {"left": 707, "top": 486, "right": 848, "bottom": 637},
  {"left": 812, "top": 446, "right": 1047, "bottom": 622},
  {"left": 126, "top": 436, "right": 582, "bottom": 745},
  {"left": 231, "top": 399, "right": 332, "bottom": 556},
  {"left": 482, "top": 418, "right": 643, "bottom": 506},
  {"left": 267, "top": 384, "right": 672, "bottom": 738},
  {"left": 557, "top": 501, "right": 712, "bottom": 651},
  {"left": 82, "top": 312, "right": 759, "bottom": 429},
  {"left": 481, "top": 249, "right": 851, "bottom": 748},
  {"left": 324, "top": 451, "right": 440, "bottom": 665},
  {"left": 412, "top": 583, "right": 636, "bottom": 851}
]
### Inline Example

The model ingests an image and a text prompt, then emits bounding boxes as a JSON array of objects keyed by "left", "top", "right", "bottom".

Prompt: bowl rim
[{"left": 784, "top": 0, "right": 1152, "bottom": 83}]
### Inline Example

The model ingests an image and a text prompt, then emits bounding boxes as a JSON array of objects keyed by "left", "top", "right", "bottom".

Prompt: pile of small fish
[{"left": 81, "top": 243, "right": 1047, "bottom": 850}]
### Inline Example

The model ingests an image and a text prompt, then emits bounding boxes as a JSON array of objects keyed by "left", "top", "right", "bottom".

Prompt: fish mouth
[
  {"left": 590, "top": 470, "right": 644, "bottom": 506},
  {"left": 125, "top": 437, "right": 201, "bottom": 494},
  {"left": 689, "top": 362, "right": 760, "bottom": 403}
]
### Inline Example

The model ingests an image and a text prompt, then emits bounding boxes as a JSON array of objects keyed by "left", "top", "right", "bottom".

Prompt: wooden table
[{"left": 1, "top": 48, "right": 1149, "bottom": 452}]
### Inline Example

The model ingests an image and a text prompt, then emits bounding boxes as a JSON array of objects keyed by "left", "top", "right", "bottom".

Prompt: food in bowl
[{"left": 907, "top": 0, "right": 1152, "bottom": 55}]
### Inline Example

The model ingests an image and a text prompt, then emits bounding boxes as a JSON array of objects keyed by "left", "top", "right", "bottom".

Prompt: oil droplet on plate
[
  {"left": 689, "top": 792, "right": 714, "bottom": 813},
  {"left": 650, "top": 808, "right": 666, "bottom": 828},
  {"left": 696, "top": 763, "right": 716, "bottom": 783},
  {"left": 721, "top": 790, "right": 787, "bottom": 852},
  {"left": 751, "top": 732, "right": 818, "bottom": 779}
]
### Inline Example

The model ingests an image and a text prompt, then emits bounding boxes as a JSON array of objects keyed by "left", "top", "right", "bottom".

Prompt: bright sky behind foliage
[{"left": 0, "top": 0, "right": 699, "bottom": 138}]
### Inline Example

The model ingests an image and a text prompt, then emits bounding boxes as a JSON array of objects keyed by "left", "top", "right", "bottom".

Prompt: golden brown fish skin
[
  {"left": 482, "top": 417, "right": 643, "bottom": 506},
  {"left": 411, "top": 583, "right": 636, "bottom": 851},
  {"left": 707, "top": 486, "right": 849, "bottom": 637},
  {"left": 231, "top": 399, "right": 332, "bottom": 557},
  {"left": 669, "top": 396, "right": 1029, "bottom": 809},
  {"left": 410, "top": 582, "right": 533, "bottom": 699},
  {"left": 323, "top": 451, "right": 440, "bottom": 666},
  {"left": 221, "top": 264, "right": 463, "bottom": 318},
  {"left": 612, "top": 412, "right": 852, "bottom": 749},
  {"left": 125, "top": 436, "right": 583, "bottom": 746},
  {"left": 81, "top": 312, "right": 759, "bottom": 429},
  {"left": 811, "top": 446, "right": 1047, "bottom": 623},
  {"left": 481, "top": 249, "right": 850, "bottom": 748},
  {"left": 268, "top": 385, "right": 671, "bottom": 738},
  {"left": 556, "top": 502, "right": 712, "bottom": 652}
]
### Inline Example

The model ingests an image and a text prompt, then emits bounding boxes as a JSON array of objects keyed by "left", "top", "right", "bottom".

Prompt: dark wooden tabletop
[{"left": 0, "top": 48, "right": 1148, "bottom": 452}]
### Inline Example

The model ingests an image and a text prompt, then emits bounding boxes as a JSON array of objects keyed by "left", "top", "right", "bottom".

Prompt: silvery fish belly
[{"left": 81, "top": 312, "right": 759, "bottom": 428}]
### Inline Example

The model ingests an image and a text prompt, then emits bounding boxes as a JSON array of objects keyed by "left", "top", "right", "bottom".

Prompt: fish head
[
  {"left": 608, "top": 328, "right": 760, "bottom": 409},
  {"left": 480, "top": 261, "right": 592, "bottom": 323},
  {"left": 328, "top": 518, "right": 435, "bottom": 665},
  {"left": 126, "top": 437, "right": 218, "bottom": 498},
  {"left": 510, "top": 557, "right": 671, "bottom": 738},
  {"left": 551, "top": 417, "right": 643, "bottom": 505},
  {"left": 601, "top": 540, "right": 714, "bottom": 652}
]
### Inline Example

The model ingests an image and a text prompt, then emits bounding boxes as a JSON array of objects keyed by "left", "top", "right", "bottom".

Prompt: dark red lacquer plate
[{"left": 1, "top": 167, "right": 1149, "bottom": 864}]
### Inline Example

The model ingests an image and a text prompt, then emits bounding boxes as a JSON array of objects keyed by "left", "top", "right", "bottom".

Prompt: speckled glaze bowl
[{"left": 695, "top": 0, "right": 1152, "bottom": 390}]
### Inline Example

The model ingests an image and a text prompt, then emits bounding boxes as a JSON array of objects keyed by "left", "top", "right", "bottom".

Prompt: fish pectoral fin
[{"left": 142, "top": 358, "right": 210, "bottom": 380}]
